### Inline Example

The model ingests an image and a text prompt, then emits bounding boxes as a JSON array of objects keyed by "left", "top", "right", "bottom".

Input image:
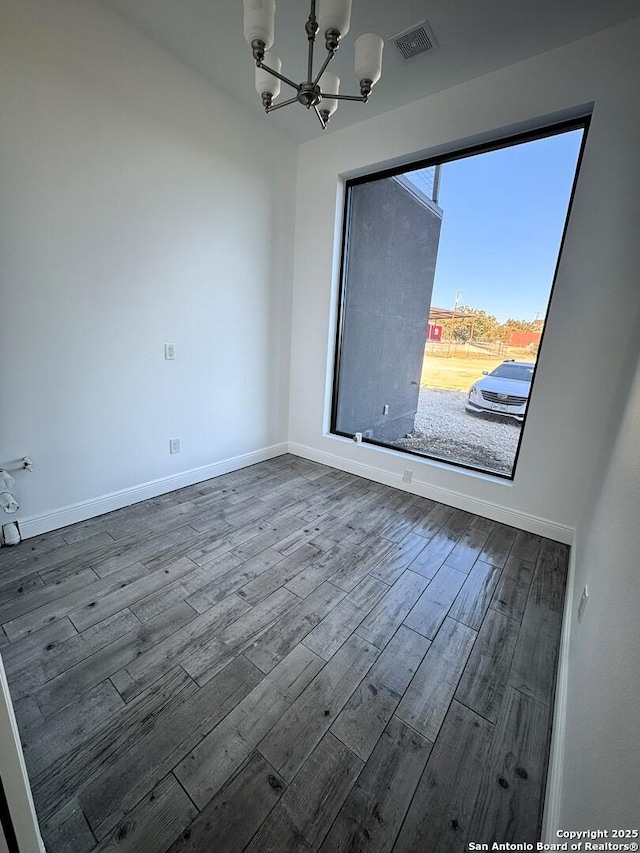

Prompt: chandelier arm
[
  {"left": 326, "top": 93, "right": 368, "bottom": 102},
  {"left": 257, "top": 62, "right": 300, "bottom": 92},
  {"left": 265, "top": 95, "right": 300, "bottom": 113},
  {"left": 307, "top": 38, "right": 315, "bottom": 85},
  {"left": 312, "top": 49, "right": 336, "bottom": 87},
  {"left": 313, "top": 104, "right": 327, "bottom": 130},
  {"left": 306, "top": 1, "right": 318, "bottom": 84}
]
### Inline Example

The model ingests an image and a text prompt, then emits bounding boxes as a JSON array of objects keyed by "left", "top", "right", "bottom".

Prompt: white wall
[
  {"left": 288, "top": 18, "right": 640, "bottom": 540},
  {"left": 553, "top": 327, "right": 640, "bottom": 829},
  {"left": 0, "top": 0, "right": 296, "bottom": 532}
]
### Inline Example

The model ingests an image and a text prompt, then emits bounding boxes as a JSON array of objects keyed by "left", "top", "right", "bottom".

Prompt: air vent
[{"left": 391, "top": 22, "right": 436, "bottom": 60}]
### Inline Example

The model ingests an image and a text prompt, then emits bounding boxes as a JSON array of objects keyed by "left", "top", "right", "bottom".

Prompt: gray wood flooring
[{"left": 0, "top": 455, "right": 569, "bottom": 853}]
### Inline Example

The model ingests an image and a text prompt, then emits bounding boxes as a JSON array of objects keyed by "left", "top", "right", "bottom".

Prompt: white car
[{"left": 465, "top": 360, "right": 535, "bottom": 422}]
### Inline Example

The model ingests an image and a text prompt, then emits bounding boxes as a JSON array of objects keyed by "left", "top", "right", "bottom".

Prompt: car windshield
[{"left": 490, "top": 364, "right": 534, "bottom": 381}]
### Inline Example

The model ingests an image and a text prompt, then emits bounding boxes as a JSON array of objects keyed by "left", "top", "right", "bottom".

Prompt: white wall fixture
[
  {"left": 577, "top": 584, "right": 589, "bottom": 622},
  {"left": 2, "top": 522, "right": 21, "bottom": 546},
  {"left": 0, "top": 470, "right": 15, "bottom": 491},
  {"left": 243, "top": 0, "right": 383, "bottom": 128},
  {"left": 0, "top": 459, "right": 34, "bottom": 477},
  {"left": 0, "top": 493, "right": 19, "bottom": 514},
  {"left": 0, "top": 460, "right": 32, "bottom": 529}
]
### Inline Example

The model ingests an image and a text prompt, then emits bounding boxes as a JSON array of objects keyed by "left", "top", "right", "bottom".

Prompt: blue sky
[{"left": 412, "top": 128, "right": 584, "bottom": 323}]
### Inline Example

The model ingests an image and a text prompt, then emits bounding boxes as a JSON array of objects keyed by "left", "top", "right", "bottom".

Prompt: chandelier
[{"left": 243, "top": 0, "right": 384, "bottom": 129}]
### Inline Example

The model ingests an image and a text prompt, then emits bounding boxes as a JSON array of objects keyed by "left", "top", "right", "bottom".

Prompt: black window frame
[{"left": 330, "top": 115, "right": 591, "bottom": 480}]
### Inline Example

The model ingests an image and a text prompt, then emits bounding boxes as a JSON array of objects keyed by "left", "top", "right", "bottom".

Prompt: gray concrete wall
[{"left": 335, "top": 177, "right": 442, "bottom": 442}]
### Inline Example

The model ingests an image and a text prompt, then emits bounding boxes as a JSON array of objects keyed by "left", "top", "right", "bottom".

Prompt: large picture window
[{"left": 331, "top": 120, "right": 588, "bottom": 478}]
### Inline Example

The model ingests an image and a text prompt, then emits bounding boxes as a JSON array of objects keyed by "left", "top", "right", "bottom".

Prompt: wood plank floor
[{"left": 0, "top": 455, "right": 569, "bottom": 853}]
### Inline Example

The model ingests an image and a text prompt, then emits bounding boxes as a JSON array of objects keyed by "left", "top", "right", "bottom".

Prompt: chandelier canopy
[{"left": 243, "top": 0, "right": 384, "bottom": 129}]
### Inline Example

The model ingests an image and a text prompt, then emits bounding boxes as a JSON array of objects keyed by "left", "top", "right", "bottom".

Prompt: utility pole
[{"left": 449, "top": 291, "right": 463, "bottom": 354}]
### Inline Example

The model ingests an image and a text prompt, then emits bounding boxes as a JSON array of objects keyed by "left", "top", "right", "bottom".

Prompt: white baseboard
[
  {"left": 18, "top": 443, "right": 288, "bottom": 540},
  {"left": 17, "top": 438, "right": 574, "bottom": 545},
  {"left": 541, "top": 544, "right": 576, "bottom": 840},
  {"left": 288, "top": 441, "right": 574, "bottom": 544}
]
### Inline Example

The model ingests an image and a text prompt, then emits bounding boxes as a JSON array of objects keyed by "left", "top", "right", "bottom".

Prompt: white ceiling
[{"left": 98, "top": 0, "right": 639, "bottom": 142}]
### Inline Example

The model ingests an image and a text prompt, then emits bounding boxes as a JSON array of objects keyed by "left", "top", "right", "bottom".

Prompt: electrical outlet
[
  {"left": 578, "top": 584, "right": 589, "bottom": 622},
  {"left": 169, "top": 438, "right": 181, "bottom": 454},
  {"left": 402, "top": 469, "right": 413, "bottom": 483},
  {"left": 164, "top": 343, "right": 176, "bottom": 360}
]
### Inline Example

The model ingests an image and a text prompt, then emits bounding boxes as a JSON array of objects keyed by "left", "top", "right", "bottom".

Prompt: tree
[
  {"left": 438, "top": 305, "right": 539, "bottom": 344},
  {"left": 442, "top": 306, "right": 501, "bottom": 343},
  {"left": 503, "top": 318, "right": 540, "bottom": 332}
]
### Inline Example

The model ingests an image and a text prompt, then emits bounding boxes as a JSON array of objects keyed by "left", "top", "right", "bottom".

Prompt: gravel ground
[{"left": 392, "top": 388, "right": 522, "bottom": 476}]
